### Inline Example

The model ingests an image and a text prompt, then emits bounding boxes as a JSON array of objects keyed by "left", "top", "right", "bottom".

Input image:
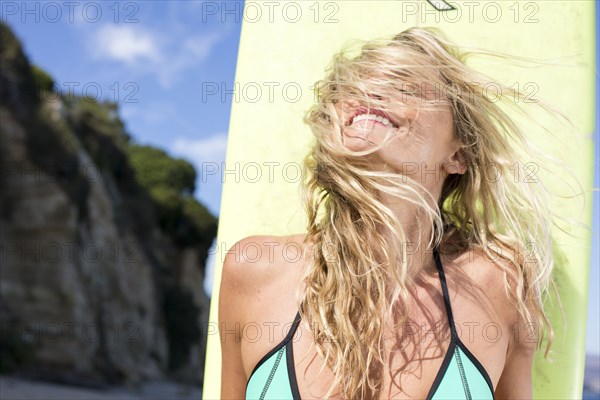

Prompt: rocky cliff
[{"left": 0, "top": 22, "right": 217, "bottom": 388}]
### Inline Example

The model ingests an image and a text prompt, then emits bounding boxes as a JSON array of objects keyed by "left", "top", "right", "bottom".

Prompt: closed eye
[{"left": 368, "top": 93, "right": 384, "bottom": 100}]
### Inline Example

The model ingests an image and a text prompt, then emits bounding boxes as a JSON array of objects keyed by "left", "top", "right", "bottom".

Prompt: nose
[
  {"left": 338, "top": 98, "right": 360, "bottom": 123},
  {"left": 342, "top": 97, "right": 361, "bottom": 107}
]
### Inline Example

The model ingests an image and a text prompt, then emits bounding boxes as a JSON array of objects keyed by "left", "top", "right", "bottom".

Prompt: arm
[
  {"left": 494, "top": 325, "right": 537, "bottom": 399},
  {"left": 467, "top": 245, "right": 539, "bottom": 399},
  {"left": 493, "top": 292, "right": 538, "bottom": 399},
  {"left": 219, "top": 239, "right": 252, "bottom": 399}
]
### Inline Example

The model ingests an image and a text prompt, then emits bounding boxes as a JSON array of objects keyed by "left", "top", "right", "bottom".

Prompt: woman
[{"left": 220, "top": 26, "right": 571, "bottom": 399}]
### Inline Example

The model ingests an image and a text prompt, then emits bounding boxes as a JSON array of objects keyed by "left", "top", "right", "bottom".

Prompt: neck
[{"left": 375, "top": 187, "right": 440, "bottom": 281}]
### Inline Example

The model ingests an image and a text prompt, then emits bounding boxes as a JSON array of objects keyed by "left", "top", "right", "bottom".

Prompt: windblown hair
[{"left": 295, "top": 26, "right": 582, "bottom": 399}]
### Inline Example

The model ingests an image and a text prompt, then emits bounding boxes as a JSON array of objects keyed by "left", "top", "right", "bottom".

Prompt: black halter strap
[{"left": 433, "top": 245, "right": 458, "bottom": 340}]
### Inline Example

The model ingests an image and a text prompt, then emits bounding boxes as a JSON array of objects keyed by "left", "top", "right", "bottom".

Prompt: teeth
[{"left": 351, "top": 113, "right": 394, "bottom": 127}]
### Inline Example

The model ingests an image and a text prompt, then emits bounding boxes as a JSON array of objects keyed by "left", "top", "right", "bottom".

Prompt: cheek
[
  {"left": 383, "top": 132, "right": 444, "bottom": 179},
  {"left": 395, "top": 109, "right": 452, "bottom": 173}
]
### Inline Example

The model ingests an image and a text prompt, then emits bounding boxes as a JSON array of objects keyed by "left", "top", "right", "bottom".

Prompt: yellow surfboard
[{"left": 203, "top": 2, "right": 596, "bottom": 399}]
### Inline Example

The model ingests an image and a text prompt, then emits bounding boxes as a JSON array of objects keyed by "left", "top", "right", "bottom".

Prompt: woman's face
[{"left": 336, "top": 81, "right": 466, "bottom": 190}]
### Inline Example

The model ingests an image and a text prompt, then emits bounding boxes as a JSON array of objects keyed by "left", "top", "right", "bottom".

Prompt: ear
[{"left": 444, "top": 147, "right": 467, "bottom": 175}]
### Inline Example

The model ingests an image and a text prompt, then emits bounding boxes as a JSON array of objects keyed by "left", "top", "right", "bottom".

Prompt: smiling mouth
[{"left": 345, "top": 106, "right": 399, "bottom": 129}]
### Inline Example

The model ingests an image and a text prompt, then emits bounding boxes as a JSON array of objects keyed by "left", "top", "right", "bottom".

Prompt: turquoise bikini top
[{"left": 245, "top": 246, "right": 495, "bottom": 399}]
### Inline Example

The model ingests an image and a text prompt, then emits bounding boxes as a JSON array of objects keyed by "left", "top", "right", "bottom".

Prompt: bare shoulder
[
  {"left": 460, "top": 245, "right": 540, "bottom": 348},
  {"left": 220, "top": 233, "right": 308, "bottom": 325},
  {"left": 449, "top": 245, "right": 523, "bottom": 327},
  {"left": 460, "top": 249, "right": 520, "bottom": 328},
  {"left": 219, "top": 233, "right": 309, "bottom": 383},
  {"left": 218, "top": 234, "right": 302, "bottom": 398}
]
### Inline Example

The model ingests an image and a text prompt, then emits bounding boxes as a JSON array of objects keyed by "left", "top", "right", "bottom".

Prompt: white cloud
[
  {"left": 92, "top": 25, "right": 161, "bottom": 65},
  {"left": 171, "top": 134, "right": 228, "bottom": 165},
  {"left": 88, "top": 23, "right": 224, "bottom": 88}
]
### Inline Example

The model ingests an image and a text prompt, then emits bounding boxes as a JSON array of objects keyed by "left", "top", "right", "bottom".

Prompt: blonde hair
[{"left": 296, "top": 26, "right": 583, "bottom": 399}]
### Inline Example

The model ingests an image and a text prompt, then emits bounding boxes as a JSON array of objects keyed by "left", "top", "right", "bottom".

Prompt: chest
[
  {"left": 244, "top": 263, "right": 507, "bottom": 399},
  {"left": 287, "top": 309, "right": 475, "bottom": 399}
]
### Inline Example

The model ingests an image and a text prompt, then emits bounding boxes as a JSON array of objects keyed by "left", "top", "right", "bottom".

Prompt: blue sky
[{"left": 2, "top": 1, "right": 598, "bottom": 355}]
